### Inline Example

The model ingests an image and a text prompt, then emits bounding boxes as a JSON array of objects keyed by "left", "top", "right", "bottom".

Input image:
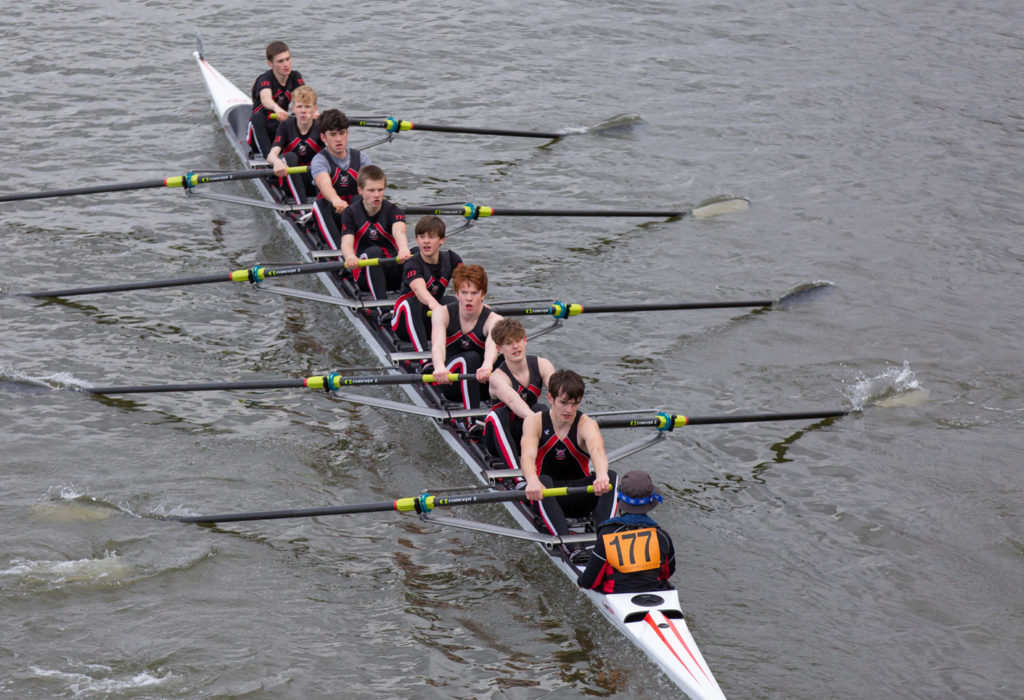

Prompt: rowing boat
[{"left": 193, "top": 40, "right": 727, "bottom": 700}]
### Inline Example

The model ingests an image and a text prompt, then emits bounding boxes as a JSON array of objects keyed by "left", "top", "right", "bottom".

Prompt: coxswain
[
  {"left": 577, "top": 470, "right": 676, "bottom": 590},
  {"left": 248, "top": 41, "right": 304, "bottom": 159},
  {"left": 265, "top": 85, "right": 322, "bottom": 204},
  {"left": 309, "top": 109, "right": 372, "bottom": 251},
  {"left": 483, "top": 319, "right": 555, "bottom": 472},
  {"left": 520, "top": 369, "right": 618, "bottom": 560},
  {"left": 431, "top": 264, "right": 503, "bottom": 414},
  {"left": 391, "top": 215, "right": 463, "bottom": 351},
  {"left": 339, "top": 165, "right": 412, "bottom": 299}
]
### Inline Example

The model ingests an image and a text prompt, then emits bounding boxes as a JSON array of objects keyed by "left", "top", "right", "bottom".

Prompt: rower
[
  {"left": 577, "top": 470, "right": 676, "bottom": 590},
  {"left": 247, "top": 41, "right": 305, "bottom": 159},
  {"left": 339, "top": 165, "right": 411, "bottom": 301},
  {"left": 431, "top": 264, "right": 503, "bottom": 415},
  {"left": 483, "top": 319, "right": 556, "bottom": 472},
  {"left": 265, "top": 85, "right": 322, "bottom": 204},
  {"left": 391, "top": 215, "right": 463, "bottom": 351},
  {"left": 520, "top": 369, "right": 618, "bottom": 561},
  {"left": 309, "top": 109, "right": 372, "bottom": 251}
]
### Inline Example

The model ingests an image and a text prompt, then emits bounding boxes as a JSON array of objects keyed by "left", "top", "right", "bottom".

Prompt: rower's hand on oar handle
[
  {"left": 271, "top": 159, "right": 289, "bottom": 178},
  {"left": 592, "top": 475, "right": 611, "bottom": 495},
  {"left": 344, "top": 255, "right": 361, "bottom": 270},
  {"left": 433, "top": 370, "right": 452, "bottom": 385},
  {"left": 475, "top": 366, "right": 492, "bottom": 383},
  {"left": 525, "top": 478, "right": 545, "bottom": 502}
]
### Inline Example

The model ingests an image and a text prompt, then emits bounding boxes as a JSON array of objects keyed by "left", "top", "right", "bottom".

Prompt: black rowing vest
[
  {"left": 491, "top": 355, "right": 542, "bottom": 412},
  {"left": 444, "top": 304, "right": 492, "bottom": 357},
  {"left": 536, "top": 409, "right": 591, "bottom": 481}
]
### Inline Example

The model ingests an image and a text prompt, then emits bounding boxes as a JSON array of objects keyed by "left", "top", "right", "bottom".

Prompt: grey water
[{"left": 1, "top": 2, "right": 1022, "bottom": 698}]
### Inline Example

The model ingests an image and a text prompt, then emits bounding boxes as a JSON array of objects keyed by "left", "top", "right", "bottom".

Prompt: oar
[
  {"left": 0, "top": 167, "right": 308, "bottom": 203},
  {"left": 174, "top": 485, "right": 594, "bottom": 524},
  {"left": 403, "top": 197, "right": 749, "bottom": 220},
  {"left": 86, "top": 372, "right": 473, "bottom": 395},
  {"left": 596, "top": 409, "right": 851, "bottom": 430},
  {"left": 351, "top": 116, "right": 563, "bottom": 140},
  {"left": 17, "top": 257, "right": 397, "bottom": 299},
  {"left": 492, "top": 299, "right": 778, "bottom": 318}
]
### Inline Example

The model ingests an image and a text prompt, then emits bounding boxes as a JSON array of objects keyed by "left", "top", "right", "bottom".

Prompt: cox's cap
[{"left": 617, "top": 470, "right": 663, "bottom": 514}]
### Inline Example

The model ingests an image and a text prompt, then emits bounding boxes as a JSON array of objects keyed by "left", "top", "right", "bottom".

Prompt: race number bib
[{"left": 602, "top": 528, "right": 661, "bottom": 573}]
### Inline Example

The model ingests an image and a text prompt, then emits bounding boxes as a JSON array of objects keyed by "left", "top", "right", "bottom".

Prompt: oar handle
[{"left": 354, "top": 257, "right": 399, "bottom": 268}]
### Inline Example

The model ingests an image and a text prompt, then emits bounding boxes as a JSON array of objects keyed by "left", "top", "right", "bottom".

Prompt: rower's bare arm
[
  {"left": 489, "top": 372, "right": 533, "bottom": 419},
  {"left": 259, "top": 87, "right": 287, "bottom": 119},
  {"left": 581, "top": 416, "right": 611, "bottom": 494},
  {"left": 538, "top": 357, "right": 556, "bottom": 389},
  {"left": 393, "top": 221, "right": 411, "bottom": 262},
  {"left": 341, "top": 233, "right": 359, "bottom": 268},
  {"left": 430, "top": 306, "right": 451, "bottom": 384},
  {"left": 408, "top": 278, "right": 439, "bottom": 310},
  {"left": 266, "top": 146, "right": 287, "bottom": 177},
  {"left": 313, "top": 171, "right": 346, "bottom": 213},
  {"left": 477, "top": 312, "right": 504, "bottom": 382},
  {"left": 521, "top": 413, "right": 544, "bottom": 500}
]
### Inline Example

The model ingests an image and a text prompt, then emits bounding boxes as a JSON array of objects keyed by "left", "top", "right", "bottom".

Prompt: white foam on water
[
  {"left": 28, "top": 665, "right": 169, "bottom": 697},
  {"left": 2, "top": 551, "right": 131, "bottom": 585},
  {"left": 846, "top": 361, "right": 926, "bottom": 411},
  {"left": 0, "top": 364, "right": 94, "bottom": 390}
]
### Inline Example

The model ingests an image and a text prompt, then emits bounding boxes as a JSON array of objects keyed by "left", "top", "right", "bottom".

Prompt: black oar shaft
[
  {"left": 681, "top": 410, "right": 849, "bottom": 425},
  {"left": 405, "top": 122, "right": 563, "bottom": 139},
  {"left": 19, "top": 261, "right": 349, "bottom": 299},
  {"left": 0, "top": 168, "right": 299, "bottom": 203},
  {"left": 576, "top": 300, "right": 774, "bottom": 313},
  {"left": 491, "top": 300, "right": 776, "bottom": 316},
  {"left": 86, "top": 373, "right": 474, "bottom": 395},
  {"left": 402, "top": 206, "right": 684, "bottom": 218},
  {"left": 88, "top": 379, "right": 307, "bottom": 395},
  {"left": 21, "top": 272, "right": 235, "bottom": 298},
  {"left": 174, "top": 486, "right": 593, "bottom": 524},
  {"left": 351, "top": 118, "right": 561, "bottom": 139},
  {"left": 596, "top": 409, "right": 849, "bottom": 429},
  {"left": 175, "top": 501, "right": 397, "bottom": 523},
  {"left": 0, "top": 179, "right": 169, "bottom": 202}
]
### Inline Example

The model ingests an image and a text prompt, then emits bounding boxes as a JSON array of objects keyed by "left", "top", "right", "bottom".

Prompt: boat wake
[
  {"left": 847, "top": 361, "right": 929, "bottom": 410},
  {"left": 0, "top": 364, "right": 94, "bottom": 393}
]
